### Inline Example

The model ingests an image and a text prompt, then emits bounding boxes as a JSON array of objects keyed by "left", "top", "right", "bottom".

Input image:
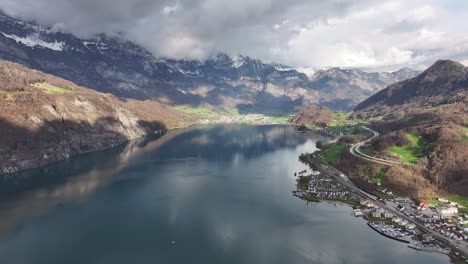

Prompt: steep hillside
[
  {"left": 0, "top": 13, "right": 417, "bottom": 113},
  {"left": 289, "top": 106, "right": 334, "bottom": 126},
  {"left": 355, "top": 60, "right": 467, "bottom": 112},
  {"left": 352, "top": 60, "right": 468, "bottom": 197},
  {"left": 311, "top": 67, "right": 418, "bottom": 109},
  {"left": 0, "top": 60, "right": 193, "bottom": 174}
]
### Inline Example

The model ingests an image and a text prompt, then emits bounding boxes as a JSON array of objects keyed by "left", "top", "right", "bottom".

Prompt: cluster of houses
[
  {"left": 199, "top": 114, "right": 286, "bottom": 125},
  {"left": 409, "top": 198, "right": 468, "bottom": 242},
  {"left": 307, "top": 175, "right": 356, "bottom": 202},
  {"left": 368, "top": 207, "right": 417, "bottom": 230}
]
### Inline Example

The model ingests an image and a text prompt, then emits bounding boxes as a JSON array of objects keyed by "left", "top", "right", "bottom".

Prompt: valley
[{"left": 0, "top": 5, "right": 466, "bottom": 264}]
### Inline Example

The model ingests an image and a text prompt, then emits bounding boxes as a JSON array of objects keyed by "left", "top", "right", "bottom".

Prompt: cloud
[{"left": 0, "top": 0, "right": 467, "bottom": 70}]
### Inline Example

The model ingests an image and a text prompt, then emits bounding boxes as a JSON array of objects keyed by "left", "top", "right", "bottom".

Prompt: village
[
  {"left": 198, "top": 113, "right": 290, "bottom": 125},
  {"left": 293, "top": 168, "right": 468, "bottom": 262}
]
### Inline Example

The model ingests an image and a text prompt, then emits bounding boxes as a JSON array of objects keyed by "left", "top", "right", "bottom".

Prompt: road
[
  {"left": 318, "top": 162, "right": 468, "bottom": 258},
  {"left": 349, "top": 126, "right": 404, "bottom": 166}
]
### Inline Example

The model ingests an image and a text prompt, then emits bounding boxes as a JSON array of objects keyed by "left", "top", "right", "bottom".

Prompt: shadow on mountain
[
  {"left": 236, "top": 93, "right": 303, "bottom": 115},
  {"left": 320, "top": 98, "right": 356, "bottom": 111},
  {"left": 0, "top": 117, "right": 167, "bottom": 175}
]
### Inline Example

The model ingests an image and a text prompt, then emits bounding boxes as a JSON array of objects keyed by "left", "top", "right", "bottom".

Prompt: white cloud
[
  {"left": 270, "top": 0, "right": 468, "bottom": 70},
  {"left": 0, "top": 0, "right": 467, "bottom": 70}
]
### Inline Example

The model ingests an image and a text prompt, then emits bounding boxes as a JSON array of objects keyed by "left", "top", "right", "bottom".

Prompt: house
[
  {"left": 384, "top": 211, "right": 394, "bottom": 218},
  {"left": 438, "top": 207, "right": 458, "bottom": 218},
  {"left": 395, "top": 197, "right": 413, "bottom": 204},
  {"left": 438, "top": 198, "right": 449, "bottom": 203},
  {"left": 354, "top": 209, "right": 364, "bottom": 217},
  {"left": 373, "top": 210, "right": 382, "bottom": 218}
]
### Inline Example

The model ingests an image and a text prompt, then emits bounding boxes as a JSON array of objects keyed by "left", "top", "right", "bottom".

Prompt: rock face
[
  {"left": 355, "top": 60, "right": 468, "bottom": 111},
  {"left": 289, "top": 106, "right": 334, "bottom": 126},
  {"left": 0, "top": 60, "right": 193, "bottom": 174},
  {"left": 0, "top": 13, "right": 418, "bottom": 112},
  {"left": 309, "top": 67, "right": 418, "bottom": 109}
]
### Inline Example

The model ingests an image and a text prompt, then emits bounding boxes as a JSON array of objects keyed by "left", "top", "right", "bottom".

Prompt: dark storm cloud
[
  {"left": 0, "top": 0, "right": 467, "bottom": 69},
  {"left": 0, "top": 0, "right": 361, "bottom": 60}
]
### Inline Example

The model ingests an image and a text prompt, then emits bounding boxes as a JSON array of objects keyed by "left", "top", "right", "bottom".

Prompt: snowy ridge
[
  {"left": 233, "top": 56, "right": 246, "bottom": 68},
  {"left": 1, "top": 32, "right": 65, "bottom": 51}
]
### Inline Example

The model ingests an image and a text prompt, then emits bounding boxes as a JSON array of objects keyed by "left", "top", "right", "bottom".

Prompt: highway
[
  {"left": 349, "top": 126, "right": 404, "bottom": 166},
  {"left": 318, "top": 161, "right": 468, "bottom": 258}
]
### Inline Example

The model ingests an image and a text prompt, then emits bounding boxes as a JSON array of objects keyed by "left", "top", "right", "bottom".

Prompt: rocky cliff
[{"left": 0, "top": 60, "right": 193, "bottom": 174}]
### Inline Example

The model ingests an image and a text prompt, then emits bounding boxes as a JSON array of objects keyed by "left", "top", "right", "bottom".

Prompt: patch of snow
[
  {"left": 295, "top": 67, "right": 317, "bottom": 79},
  {"left": 83, "top": 41, "right": 96, "bottom": 46},
  {"left": 178, "top": 69, "right": 199, "bottom": 75},
  {"left": 233, "top": 56, "right": 246, "bottom": 68},
  {"left": 274, "top": 65, "right": 294, "bottom": 71},
  {"left": 1, "top": 32, "right": 65, "bottom": 51}
]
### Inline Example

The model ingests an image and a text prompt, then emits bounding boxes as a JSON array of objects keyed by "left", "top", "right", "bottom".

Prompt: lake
[{"left": 0, "top": 125, "right": 451, "bottom": 264}]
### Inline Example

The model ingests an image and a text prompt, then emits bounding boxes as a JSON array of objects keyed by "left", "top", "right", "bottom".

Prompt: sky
[{"left": 0, "top": 0, "right": 468, "bottom": 70}]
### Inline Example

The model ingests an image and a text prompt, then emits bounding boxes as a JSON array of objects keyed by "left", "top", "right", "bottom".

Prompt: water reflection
[
  {"left": 0, "top": 127, "right": 193, "bottom": 235},
  {"left": 0, "top": 125, "right": 450, "bottom": 264},
  {"left": 0, "top": 125, "right": 317, "bottom": 236}
]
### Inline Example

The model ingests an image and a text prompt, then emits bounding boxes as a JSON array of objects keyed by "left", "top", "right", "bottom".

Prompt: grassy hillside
[{"left": 387, "top": 133, "right": 427, "bottom": 164}]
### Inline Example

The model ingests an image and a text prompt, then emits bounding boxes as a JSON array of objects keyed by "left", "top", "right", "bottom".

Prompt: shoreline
[
  {"left": 366, "top": 222, "right": 410, "bottom": 244},
  {"left": 295, "top": 186, "right": 456, "bottom": 260},
  {"left": 295, "top": 125, "right": 465, "bottom": 263},
  {"left": 0, "top": 122, "right": 296, "bottom": 177}
]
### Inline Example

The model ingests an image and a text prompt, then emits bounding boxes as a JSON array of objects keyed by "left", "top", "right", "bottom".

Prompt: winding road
[
  {"left": 313, "top": 125, "right": 468, "bottom": 257},
  {"left": 349, "top": 126, "right": 404, "bottom": 166}
]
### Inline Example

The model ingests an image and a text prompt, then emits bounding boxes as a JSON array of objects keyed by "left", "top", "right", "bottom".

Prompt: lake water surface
[{"left": 0, "top": 125, "right": 451, "bottom": 264}]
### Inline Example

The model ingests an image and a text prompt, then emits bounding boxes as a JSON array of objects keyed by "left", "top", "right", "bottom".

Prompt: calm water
[{"left": 0, "top": 125, "right": 450, "bottom": 264}]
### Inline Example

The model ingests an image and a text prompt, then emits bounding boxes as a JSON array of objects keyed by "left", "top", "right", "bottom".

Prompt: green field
[
  {"left": 388, "top": 133, "right": 427, "bottom": 164},
  {"left": 305, "top": 123, "right": 318, "bottom": 129},
  {"left": 427, "top": 198, "right": 446, "bottom": 206},
  {"left": 268, "top": 116, "right": 290, "bottom": 123},
  {"left": 461, "top": 127, "right": 468, "bottom": 140},
  {"left": 33, "top": 82, "right": 74, "bottom": 94},
  {"left": 324, "top": 144, "right": 348, "bottom": 162},
  {"left": 223, "top": 107, "right": 241, "bottom": 116},
  {"left": 333, "top": 112, "right": 352, "bottom": 121},
  {"left": 176, "top": 106, "right": 214, "bottom": 117},
  {"left": 360, "top": 147, "right": 374, "bottom": 155},
  {"left": 327, "top": 124, "right": 373, "bottom": 138},
  {"left": 447, "top": 196, "right": 468, "bottom": 208}
]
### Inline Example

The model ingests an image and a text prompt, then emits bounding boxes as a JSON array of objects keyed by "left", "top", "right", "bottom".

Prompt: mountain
[
  {"left": 0, "top": 13, "right": 418, "bottom": 113},
  {"left": 289, "top": 106, "right": 334, "bottom": 126},
  {"left": 355, "top": 60, "right": 468, "bottom": 111},
  {"left": 310, "top": 67, "right": 419, "bottom": 109},
  {"left": 0, "top": 60, "right": 193, "bottom": 174},
  {"left": 352, "top": 60, "right": 468, "bottom": 197}
]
